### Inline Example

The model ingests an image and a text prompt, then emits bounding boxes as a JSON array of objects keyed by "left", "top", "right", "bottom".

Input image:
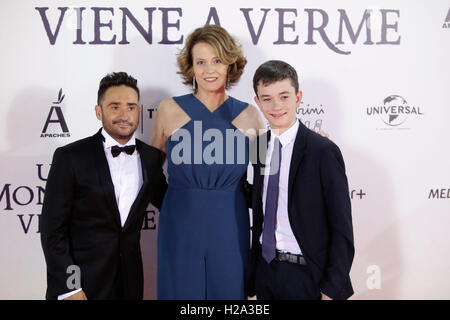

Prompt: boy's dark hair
[
  {"left": 97, "top": 72, "right": 140, "bottom": 105},
  {"left": 253, "top": 60, "right": 299, "bottom": 96}
]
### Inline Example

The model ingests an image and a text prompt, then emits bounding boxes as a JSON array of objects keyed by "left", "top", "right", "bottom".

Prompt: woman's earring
[
  {"left": 226, "top": 77, "right": 230, "bottom": 89},
  {"left": 192, "top": 75, "right": 196, "bottom": 91}
]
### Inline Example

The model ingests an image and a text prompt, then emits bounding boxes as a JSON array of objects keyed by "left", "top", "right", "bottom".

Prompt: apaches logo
[{"left": 41, "top": 88, "right": 70, "bottom": 138}]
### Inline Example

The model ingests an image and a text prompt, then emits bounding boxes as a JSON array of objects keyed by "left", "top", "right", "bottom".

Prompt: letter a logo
[
  {"left": 42, "top": 88, "right": 69, "bottom": 134},
  {"left": 443, "top": 8, "right": 450, "bottom": 28}
]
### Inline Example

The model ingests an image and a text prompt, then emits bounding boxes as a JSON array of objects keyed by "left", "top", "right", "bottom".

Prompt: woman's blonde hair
[{"left": 177, "top": 24, "right": 247, "bottom": 91}]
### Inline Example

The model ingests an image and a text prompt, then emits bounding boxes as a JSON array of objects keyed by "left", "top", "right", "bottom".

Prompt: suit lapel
[
  {"left": 288, "top": 120, "right": 307, "bottom": 206},
  {"left": 257, "top": 130, "right": 270, "bottom": 198},
  {"left": 251, "top": 131, "right": 269, "bottom": 234},
  {"left": 92, "top": 129, "right": 122, "bottom": 228},
  {"left": 257, "top": 123, "right": 307, "bottom": 205},
  {"left": 123, "top": 139, "right": 150, "bottom": 230}
]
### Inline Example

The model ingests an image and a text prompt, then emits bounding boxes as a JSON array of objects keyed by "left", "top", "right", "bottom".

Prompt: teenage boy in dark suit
[{"left": 247, "top": 60, "right": 354, "bottom": 300}]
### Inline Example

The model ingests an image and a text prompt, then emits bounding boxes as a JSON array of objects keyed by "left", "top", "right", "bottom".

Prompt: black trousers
[{"left": 255, "top": 255, "right": 321, "bottom": 300}]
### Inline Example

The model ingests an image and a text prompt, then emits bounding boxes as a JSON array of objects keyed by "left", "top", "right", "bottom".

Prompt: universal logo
[
  {"left": 297, "top": 101, "right": 325, "bottom": 132},
  {"left": 443, "top": 8, "right": 450, "bottom": 29},
  {"left": 366, "top": 95, "right": 423, "bottom": 130},
  {"left": 41, "top": 88, "right": 70, "bottom": 138}
]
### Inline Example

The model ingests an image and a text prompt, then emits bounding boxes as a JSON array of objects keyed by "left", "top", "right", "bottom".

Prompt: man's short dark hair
[
  {"left": 97, "top": 72, "right": 140, "bottom": 105},
  {"left": 253, "top": 60, "right": 299, "bottom": 96}
]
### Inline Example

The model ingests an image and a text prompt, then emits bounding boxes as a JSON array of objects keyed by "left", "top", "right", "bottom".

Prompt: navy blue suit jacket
[{"left": 247, "top": 120, "right": 354, "bottom": 300}]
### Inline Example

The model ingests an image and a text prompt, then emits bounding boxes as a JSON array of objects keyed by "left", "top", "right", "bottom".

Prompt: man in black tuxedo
[
  {"left": 247, "top": 61, "right": 354, "bottom": 300},
  {"left": 40, "top": 72, "right": 167, "bottom": 300}
]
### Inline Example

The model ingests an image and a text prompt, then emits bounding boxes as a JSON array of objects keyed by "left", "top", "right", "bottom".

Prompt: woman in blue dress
[{"left": 150, "top": 25, "right": 265, "bottom": 299}]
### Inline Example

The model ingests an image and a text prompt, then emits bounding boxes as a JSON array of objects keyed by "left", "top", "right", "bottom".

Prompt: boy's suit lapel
[{"left": 288, "top": 120, "right": 307, "bottom": 206}]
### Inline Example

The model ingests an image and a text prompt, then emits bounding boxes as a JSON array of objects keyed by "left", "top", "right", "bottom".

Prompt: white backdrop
[{"left": 1, "top": 0, "right": 449, "bottom": 299}]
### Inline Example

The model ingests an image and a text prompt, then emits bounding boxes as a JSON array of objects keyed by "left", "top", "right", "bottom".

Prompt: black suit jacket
[
  {"left": 247, "top": 120, "right": 354, "bottom": 300},
  {"left": 40, "top": 129, "right": 167, "bottom": 300}
]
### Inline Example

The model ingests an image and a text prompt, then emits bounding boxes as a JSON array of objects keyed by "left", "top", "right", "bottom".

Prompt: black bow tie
[{"left": 111, "top": 145, "right": 136, "bottom": 157}]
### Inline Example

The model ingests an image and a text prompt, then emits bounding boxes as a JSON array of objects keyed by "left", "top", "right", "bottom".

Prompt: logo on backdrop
[
  {"left": 0, "top": 163, "right": 157, "bottom": 234},
  {"left": 138, "top": 104, "right": 158, "bottom": 135},
  {"left": 366, "top": 95, "right": 423, "bottom": 130},
  {"left": 41, "top": 88, "right": 70, "bottom": 138},
  {"left": 0, "top": 164, "right": 48, "bottom": 234},
  {"left": 443, "top": 8, "right": 450, "bottom": 28},
  {"left": 34, "top": 6, "right": 402, "bottom": 55},
  {"left": 350, "top": 188, "right": 367, "bottom": 200},
  {"left": 297, "top": 101, "right": 325, "bottom": 132},
  {"left": 428, "top": 188, "right": 450, "bottom": 199}
]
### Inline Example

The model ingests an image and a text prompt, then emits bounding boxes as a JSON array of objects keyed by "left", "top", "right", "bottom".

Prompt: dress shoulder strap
[
  {"left": 172, "top": 94, "right": 205, "bottom": 120},
  {"left": 228, "top": 96, "right": 249, "bottom": 121}
]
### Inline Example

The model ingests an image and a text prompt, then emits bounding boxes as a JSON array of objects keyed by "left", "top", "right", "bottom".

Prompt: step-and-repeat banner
[{"left": 1, "top": 0, "right": 449, "bottom": 299}]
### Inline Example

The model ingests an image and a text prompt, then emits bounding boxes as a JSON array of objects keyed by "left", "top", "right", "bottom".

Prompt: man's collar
[{"left": 270, "top": 119, "right": 299, "bottom": 148}]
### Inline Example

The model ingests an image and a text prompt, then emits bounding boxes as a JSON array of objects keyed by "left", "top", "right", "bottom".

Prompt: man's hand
[
  {"left": 64, "top": 290, "right": 87, "bottom": 300},
  {"left": 321, "top": 292, "right": 332, "bottom": 300}
]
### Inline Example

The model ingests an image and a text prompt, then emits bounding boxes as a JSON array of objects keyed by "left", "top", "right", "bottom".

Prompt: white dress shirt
[
  {"left": 260, "top": 120, "right": 303, "bottom": 255},
  {"left": 101, "top": 128, "right": 143, "bottom": 228},
  {"left": 58, "top": 128, "right": 143, "bottom": 300}
]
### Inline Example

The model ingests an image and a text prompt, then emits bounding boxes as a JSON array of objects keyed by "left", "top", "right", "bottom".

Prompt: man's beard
[{"left": 103, "top": 119, "right": 137, "bottom": 142}]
